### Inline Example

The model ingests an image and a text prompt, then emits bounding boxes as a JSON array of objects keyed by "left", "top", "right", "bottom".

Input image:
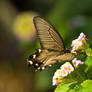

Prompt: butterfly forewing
[{"left": 33, "top": 16, "right": 65, "bottom": 51}]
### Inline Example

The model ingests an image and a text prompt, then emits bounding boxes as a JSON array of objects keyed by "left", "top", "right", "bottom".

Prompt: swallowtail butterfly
[{"left": 27, "top": 16, "right": 75, "bottom": 71}]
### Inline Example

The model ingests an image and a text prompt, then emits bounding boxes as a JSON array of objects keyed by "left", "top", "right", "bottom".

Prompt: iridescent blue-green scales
[{"left": 27, "top": 16, "right": 75, "bottom": 71}]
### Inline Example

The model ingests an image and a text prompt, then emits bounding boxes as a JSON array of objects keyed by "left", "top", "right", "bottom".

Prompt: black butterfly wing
[{"left": 33, "top": 16, "right": 65, "bottom": 51}]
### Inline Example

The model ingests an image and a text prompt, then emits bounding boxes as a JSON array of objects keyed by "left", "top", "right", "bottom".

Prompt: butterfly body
[{"left": 27, "top": 16, "right": 75, "bottom": 71}]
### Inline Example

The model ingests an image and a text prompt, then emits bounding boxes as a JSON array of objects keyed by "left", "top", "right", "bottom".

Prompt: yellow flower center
[
  {"left": 64, "top": 67, "right": 67, "bottom": 70},
  {"left": 63, "top": 71, "right": 66, "bottom": 74}
]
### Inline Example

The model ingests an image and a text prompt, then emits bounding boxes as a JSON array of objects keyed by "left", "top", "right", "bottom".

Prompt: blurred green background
[{"left": 0, "top": 0, "right": 92, "bottom": 92}]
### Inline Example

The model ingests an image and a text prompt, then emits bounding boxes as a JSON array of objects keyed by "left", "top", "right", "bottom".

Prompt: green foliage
[
  {"left": 79, "top": 80, "right": 92, "bottom": 92},
  {"left": 85, "top": 56, "right": 92, "bottom": 68},
  {"left": 85, "top": 56, "right": 92, "bottom": 79},
  {"left": 55, "top": 80, "right": 92, "bottom": 92},
  {"left": 70, "top": 80, "right": 92, "bottom": 92},
  {"left": 55, "top": 82, "right": 77, "bottom": 92}
]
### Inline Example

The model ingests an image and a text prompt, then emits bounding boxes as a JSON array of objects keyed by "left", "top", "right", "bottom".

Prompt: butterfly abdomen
[{"left": 27, "top": 49, "right": 42, "bottom": 68}]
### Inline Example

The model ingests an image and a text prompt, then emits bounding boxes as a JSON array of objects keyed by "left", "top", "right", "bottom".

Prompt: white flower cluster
[
  {"left": 52, "top": 58, "right": 84, "bottom": 86},
  {"left": 71, "top": 32, "right": 86, "bottom": 53}
]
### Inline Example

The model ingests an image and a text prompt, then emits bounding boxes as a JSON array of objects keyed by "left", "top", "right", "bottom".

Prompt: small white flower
[
  {"left": 67, "top": 64, "right": 74, "bottom": 74},
  {"left": 61, "top": 69, "right": 68, "bottom": 77},
  {"left": 60, "top": 62, "right": 70, "bottom": 69},
  {"left": 52, "top": 75, "right": 63, "bottom": 86},
  {"left": 71, "top": 47, "right": 76, "bottom": 53},
  {"left": 52, "top": 76, "right": 57, "bottom": 85},
  {"left": 78, "top": 60, "right": 84, "bottom": 64},
  {"left": 54, "top": 69, "right": 62, "bottom": 77},
  {"left": 60, "top": 62, "right": 74, "bottom": 75},
  {"left": 71, "top": 40, "right": 83, "bottom": 50},
  {"left": 52, "top": 80, "right": 57, "bottom": 85},
  {"left": 72, "top": 58, "right": 84, "bottom": 68},
  {"left": 75, "top": 41, "right": 83, "bottom": 48},
  {"left": 71, "top": 39, "right": 78, "bottom": 47},
  {"left": 78, "top": 32, "right": 86, "bottom": 41}
]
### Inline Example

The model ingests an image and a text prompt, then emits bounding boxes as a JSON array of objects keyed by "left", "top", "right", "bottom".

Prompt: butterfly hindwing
[
  {"left": 28, "top": 49, "right": 58, "bottom": 71},
  {"left": 28, "top": 49, "right": 75, "bottom": 71},
  {"left": 55, "top": 50, "right": 75, "bottom": 62},
  {"left": 38, "top": 50, "right": 75, "bottom": 67}
]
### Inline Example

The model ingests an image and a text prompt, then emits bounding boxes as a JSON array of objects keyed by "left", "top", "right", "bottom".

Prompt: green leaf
[
  {"left": 69, "top": 84, "right": 82, "bottom": 92},
  {"left": 69, "top": 80, "right": 92, "bottom": 92},
  {"left": 54, "top": 82, "right": 76, "bottom": 92},
  {"left": 85, "top": 56, "right": 92, "bottom": 67},
  {"left": 85, "top": 56, "right": 92, "bottom": 73},
  {"left": 85, "top": 56, "right": 92, "bottom": 79},
  {"left": 85, "top": 47, "right": 92, "bottom": 56},
  {"left": 80, "top": 80, "right": 92, "bottom": 92},
  {"left": 86, "top": 67, "right": 92, "bottom": 79}
]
